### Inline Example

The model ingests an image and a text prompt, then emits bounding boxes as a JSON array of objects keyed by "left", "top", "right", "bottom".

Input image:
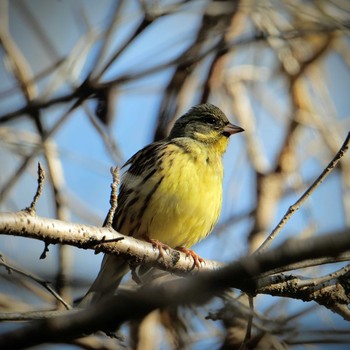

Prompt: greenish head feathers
[{"left": 168, "top": 103, "right": 244, "bottom": 141}]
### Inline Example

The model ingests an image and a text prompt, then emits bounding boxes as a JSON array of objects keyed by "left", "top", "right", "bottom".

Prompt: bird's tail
[{"left": 78, "top": 254, "right": 129, "bottom": 307}]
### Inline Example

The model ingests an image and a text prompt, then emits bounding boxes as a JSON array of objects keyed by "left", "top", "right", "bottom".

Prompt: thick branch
[
  {"left": 1, "top": 212, "right": 350, "bottom": 278},
  {"left": 0, "top": 211, "right": 222, "bottom": 274},
  {"left": 0, "top": 230, "right": 349, "bottom": 349}
]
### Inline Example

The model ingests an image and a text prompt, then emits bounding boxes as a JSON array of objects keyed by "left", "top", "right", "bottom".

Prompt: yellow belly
[{"left": 134, "top": 146, "right": 223, "bottom": 248}]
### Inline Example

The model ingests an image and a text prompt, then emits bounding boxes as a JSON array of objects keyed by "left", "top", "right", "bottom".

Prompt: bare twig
[
  {"left": 88, "top": 1, "right": 125, "bottom": 80},
  {"left": 0, "top": 230, "right": 349, "bottom": 349},
  {"left": 0, "top": 254, "right": 71, "bottom": 310},
  {"left": 0, "top": 1, "right": 37, "bottom": 100},
  {"left": 255, "top": 272, "right": 350, "bottom": 320},
  {"left": 0, "top": 2, "right": 349, "bottom": 348},
  {"left": 104, "top": 166, "right": 120, "bottom": 228},
  {"left": 258, "top": 249, "right": 350, "bottom": 276},
  {"left": 1, "top": 211, "right": 350, "bottom": 280},
  {"left": 39, "top": 242, "right": 50, "bottom": 260},
  {"left": 296, "top": 263, "right": 350, "bottom": 288},
  {"left": 83, "top": 103, "right": 123, "bottom": 163},
  {"left": 1, "top": 211, "right": 350, "bottom": 323},
  {"left": 24, "top": 162, "right": 45, "bottom": 215},
  {"left": 42, "top": 139, "right": 72, "bottom": 304},
  {"left": 239, "top": 296, "right": 254, "bottom": 350},
  {"left": 95, "top": 14, "right": 157, "bottom": 81},
  {"left": 0, "top": 98, "right": 83, "bottom": 203},
  {"left": 256, "top": 131, "right": 350, "bottom": 254}
]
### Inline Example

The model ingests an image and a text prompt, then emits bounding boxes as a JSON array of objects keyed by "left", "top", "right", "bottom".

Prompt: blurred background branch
[{"left": 0, "top": 0, "right": 349, "bottom": 348}]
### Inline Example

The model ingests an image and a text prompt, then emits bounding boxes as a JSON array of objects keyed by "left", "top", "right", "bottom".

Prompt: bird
[{"left": 79, "top": 103, "right": 244, "bottom": 306}]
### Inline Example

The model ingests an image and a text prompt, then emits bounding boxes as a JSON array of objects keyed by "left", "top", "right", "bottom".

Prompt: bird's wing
[
  {"left": 112, "top": 140, "right": 168, "bottom": 233},
  {"left": 80, "top": 141, "right": 169, "bottom": 306}
]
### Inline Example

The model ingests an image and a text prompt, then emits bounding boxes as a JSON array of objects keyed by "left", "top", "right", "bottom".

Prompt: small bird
[{"left": 80, "top": 103, "right": 244, "bottom": 306}]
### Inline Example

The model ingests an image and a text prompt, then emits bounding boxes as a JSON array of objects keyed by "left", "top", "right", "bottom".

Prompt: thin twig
[
  {"left": 24, "top": 162, "right": 45, "bottom": 215},
  {"left": 88, "top": 1, "right": 124, "bottom": 81},
  {"left": 0, "top": 254, "right": 71, "bottom": 310},
  {"left": 296, "top": 263, "right": 350, "bottom": 288},
  {"left": 1, "top": 230, "right": 350, "bottom": 348},
  {"left": 259, "top": 249, "right": 350, "bottom": 276},
  {"left": 0, "top": 97, "right": 84, "bottom": 203},
  {"left": 104, "top": 166, "right": 120, "bottom": 228},
  {"left": 39, "top": 242, "right": 50, "bottom": 260},
  {"left": 83, "top": 103, "right": 123, "bottom": 164},
  {"left": 96, "top": 15, "right": 157, "bottom": 80},
  {"left": 256, "top": 131, "right": 350, "bottom": 254},
  {"left": 239, "top": 296, "right": 254, "bottom": 350}
]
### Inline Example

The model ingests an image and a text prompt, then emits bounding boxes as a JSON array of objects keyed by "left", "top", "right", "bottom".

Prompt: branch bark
[
  {"left": 0, "top": 230, "right": 349, "bottom": 349},
  {"left": 0, "top": 211, "right": 223, "bottom": 274}
]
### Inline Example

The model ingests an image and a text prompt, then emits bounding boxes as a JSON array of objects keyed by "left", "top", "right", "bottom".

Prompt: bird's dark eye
[{"left": 203, "top": 116, "right": 217, "bottom": 124}]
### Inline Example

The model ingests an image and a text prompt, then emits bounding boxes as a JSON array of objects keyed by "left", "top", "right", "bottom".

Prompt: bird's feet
[
  {"left": 142, "top": 235, "right": 170, "bottom": 259},
  {"left": 175, "top": 246, "right": 205, "bottom": 269}
]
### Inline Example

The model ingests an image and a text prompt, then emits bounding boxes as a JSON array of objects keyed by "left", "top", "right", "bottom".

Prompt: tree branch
[
  {"left": 0, "top": 253, "right": 71, "bottom": 310},
  {"left": 0, "top": 230, "right": 349, "bottom": 349},
  {"left": 0, "top": 211, "right": 223, "bottom": 274},
  {"left": 256, "top": 131, "right": 350, "bottom": 253}
]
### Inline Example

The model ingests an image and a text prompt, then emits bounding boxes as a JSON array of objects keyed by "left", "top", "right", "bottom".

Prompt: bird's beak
[{"left": 223, "top": 123, "right": 244, "bottom": 135}]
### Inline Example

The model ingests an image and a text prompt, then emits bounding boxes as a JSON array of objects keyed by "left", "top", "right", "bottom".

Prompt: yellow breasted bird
[{"left": 80, "top": 103, "right": 244, "bottom": 306}]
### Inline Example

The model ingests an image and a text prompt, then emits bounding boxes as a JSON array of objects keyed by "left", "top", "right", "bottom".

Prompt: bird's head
[{"left": 169, "top": 103, "right": 244, "bottom": 153}]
